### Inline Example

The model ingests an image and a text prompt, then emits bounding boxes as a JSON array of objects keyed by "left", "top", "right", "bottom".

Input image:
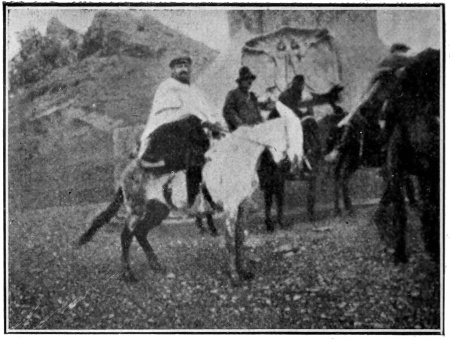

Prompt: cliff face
[
  {"left": 227, "top": 10, "right": 387, "bottom": 110},
  {"left": 9, "top": 10, "right": 218, "bottom": 210}
]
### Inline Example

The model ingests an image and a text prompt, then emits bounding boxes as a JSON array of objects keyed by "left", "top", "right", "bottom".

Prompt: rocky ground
[{"left": 7, "top": 203, "right": 440, "bottom": 331}]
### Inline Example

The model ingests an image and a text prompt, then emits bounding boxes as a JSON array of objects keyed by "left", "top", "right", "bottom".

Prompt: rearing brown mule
[{"left": 78, "top": 101, "right": 303, "bottom": 285}]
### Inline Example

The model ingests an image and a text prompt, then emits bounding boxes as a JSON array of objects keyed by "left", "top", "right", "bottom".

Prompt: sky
[{"left": 6, "top": 7, "right": 442, "bottom": 60}]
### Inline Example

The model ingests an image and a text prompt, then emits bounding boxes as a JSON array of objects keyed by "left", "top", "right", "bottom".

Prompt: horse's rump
[{"left": 121, "top": 160, "right": 212, "bottom": 220}]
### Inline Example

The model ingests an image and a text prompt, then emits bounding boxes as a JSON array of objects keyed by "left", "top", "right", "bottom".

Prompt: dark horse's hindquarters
[{"left": 258, "top": 108, "right": 335, "bottom": 231}]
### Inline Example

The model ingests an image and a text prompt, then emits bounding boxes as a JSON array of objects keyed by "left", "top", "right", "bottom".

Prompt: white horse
[{"left": 78, "top": 101, "right": 303, "bottom": 285}]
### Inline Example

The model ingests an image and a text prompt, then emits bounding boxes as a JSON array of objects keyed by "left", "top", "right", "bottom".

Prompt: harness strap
[{"left": 301, "top": 115, "right": 316, "bottom": 123}]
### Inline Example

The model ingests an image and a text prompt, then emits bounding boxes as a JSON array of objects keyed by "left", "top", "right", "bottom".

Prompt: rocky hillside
[{"left": 8, "top": 10, "right": 218, "bottom": 210}]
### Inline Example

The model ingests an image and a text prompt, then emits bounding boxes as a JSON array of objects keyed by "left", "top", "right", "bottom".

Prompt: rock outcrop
[{"left": 9, "top": 10, "right": 218, "bottom": 210}]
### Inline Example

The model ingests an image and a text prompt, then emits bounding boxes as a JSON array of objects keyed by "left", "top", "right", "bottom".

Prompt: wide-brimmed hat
[
  {"left": 390, "top": 43, "right": 410, "bottom": 53},
  {"left": 236, "top": 66, "right": 257, "bottom": 82},
  {"left": 169, "top": 52, "right": 192, "bottom": 68}
]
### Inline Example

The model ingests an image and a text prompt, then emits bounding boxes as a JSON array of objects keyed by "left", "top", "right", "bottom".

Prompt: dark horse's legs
[
  {"left": 404, "top": 176, "right": 418, "bottom": 208},
  {"left": 262, "top": 170, "right": 285, "bottom": 232},
  {"left": 419, "top": 174, "right": 440, "bottom": 263},
  {"left": 333, "top": 152, "right": 358, "bottom": 217},
  {"left": 388, "top": 128, "right": 408, "bottom": 263},
  {"left": 264, "top": 188, "right": 275, "bottom": 232},
  {"left": 258, "top": 149, "right": 286, "bottom": 232},
  {"left": 196, "top": 214, "right": 218, "bottom": 236},
  {"left": 306, "top": 173, "right": 317, "bottom": 221},
  {"left": 275, "top": 179, "right": 285, "bottom": 227}
]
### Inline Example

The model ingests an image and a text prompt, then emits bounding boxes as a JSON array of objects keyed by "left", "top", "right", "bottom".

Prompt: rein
[{"left": 301, "top": 115, "right": 316, "bottom": 123}]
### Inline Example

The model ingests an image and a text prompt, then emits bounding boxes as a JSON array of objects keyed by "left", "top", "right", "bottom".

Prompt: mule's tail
[{"left": 78, "top": 187, "right": 124, "bottom": 246}]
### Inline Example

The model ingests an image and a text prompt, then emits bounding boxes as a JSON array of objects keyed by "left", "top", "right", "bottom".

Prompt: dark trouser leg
[
  {"left": 419, "top": 175, "right": 440, "bottom": 263},
  {"left": 186, "top": 165, "right": 203, "bottom": 207}
]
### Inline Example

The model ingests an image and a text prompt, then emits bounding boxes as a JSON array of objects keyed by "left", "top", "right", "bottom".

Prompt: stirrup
[{"left": 138, "top": 159, "right": 166, "bottom": 169}]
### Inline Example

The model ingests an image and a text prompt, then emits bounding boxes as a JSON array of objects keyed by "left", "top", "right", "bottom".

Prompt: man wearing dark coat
[{"left": 223, "top": 66, "right": 263, "bottom": 132}]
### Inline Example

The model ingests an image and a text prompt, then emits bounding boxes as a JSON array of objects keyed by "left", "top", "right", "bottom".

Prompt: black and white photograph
[{"left": 4, "top": 1, "right": 444, "bottom": 333}]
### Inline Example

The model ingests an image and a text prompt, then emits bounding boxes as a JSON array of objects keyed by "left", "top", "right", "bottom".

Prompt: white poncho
[{"left": 138, "top": 77, "right": 226, "bottom": 157}]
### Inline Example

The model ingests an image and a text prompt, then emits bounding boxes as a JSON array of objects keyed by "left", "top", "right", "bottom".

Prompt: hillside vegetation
[{"left": 8, "top": 10, "right": 218, "bottom": 210}]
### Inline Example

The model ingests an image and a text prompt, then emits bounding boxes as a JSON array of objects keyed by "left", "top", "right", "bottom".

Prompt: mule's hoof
[
  {"left": 277, "top": 222, "right": 286, "bottom": 230},
  {"left": 393, "top": 253, "right": 408, "bottom": 265},
  {"left": 210, "top": 229, "right": 219, "bottom": 237},
  {"left": 151, "top": 263, "right": 167, "bottom": 274},
  {"left": 346, "top": 209, "right": 355, "bottom": 217},
  {"left": 121, "top": 272, "right": 139, "bottom": 283},
  {"left": 240, "top": 270, "right": 255, "bottom": 281},
  {"left": 77, "top": 234, "right": 92, "bottom": 247},
  {"left": 266, "top": 220, "right": 275, "bottom": 233}
]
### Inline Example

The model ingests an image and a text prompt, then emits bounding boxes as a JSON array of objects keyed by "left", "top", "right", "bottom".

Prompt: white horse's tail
[{"left": 78, "top": 187, "right": 124, "bottom": 246}]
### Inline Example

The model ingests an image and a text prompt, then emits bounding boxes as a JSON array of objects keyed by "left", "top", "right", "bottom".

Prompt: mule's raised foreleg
[{"left": 225, "top": 205, "right": 254, "bottom": 285}]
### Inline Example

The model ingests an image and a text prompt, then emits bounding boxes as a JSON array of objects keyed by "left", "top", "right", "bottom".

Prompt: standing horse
[
  {"left": 324, "top": 57, "right": 420, "bottom": 216},
  {"left": 259, "top": 87, "right": 343, "bottom": 230},
  {"left": 324, "top": 111, "right": 417, "bottom": 216},
  {"left": 78, "top": 101, "right": 303, "bottom": 285},
  {"left": 257, "top": 115, "right": 322, "bottom": 231},
  {"left": 374, "top": 48, "right": 440, "bottom": 264}
]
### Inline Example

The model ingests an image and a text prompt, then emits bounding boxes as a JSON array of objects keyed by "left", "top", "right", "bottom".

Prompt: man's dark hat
[
  {"left": 292, "top": 74, "right": 305, "bottom": 86},
  {"left": 169, "top": 51, "right": 192, "bottom": 68},
  {"left": 390, "top": 43, "right": 410, "bottom": 53},
  {"left": 236, "top": 66, "right": 257, "bottom": 82}
]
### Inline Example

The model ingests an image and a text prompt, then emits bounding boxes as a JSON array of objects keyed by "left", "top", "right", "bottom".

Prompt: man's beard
[{"left": 174, "top": 72, "right": 190, "bottom": 84}]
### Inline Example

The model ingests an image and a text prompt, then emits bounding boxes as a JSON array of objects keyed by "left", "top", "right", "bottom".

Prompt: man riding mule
[
  {"left": 79, "top": 97, "right": 304, "bottom": 285},
  {"left": 137, "top": 52, "right": 227, "bottom": 211}
]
